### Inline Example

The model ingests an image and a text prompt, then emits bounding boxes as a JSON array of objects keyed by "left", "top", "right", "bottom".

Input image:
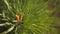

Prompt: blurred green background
[{"left": 0, "top": 0, "right": 60, "bottom": 34}]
